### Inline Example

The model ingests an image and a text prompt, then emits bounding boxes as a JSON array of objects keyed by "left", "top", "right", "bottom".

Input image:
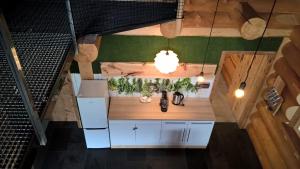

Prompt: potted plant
[{"left": 140, "top": 79, "right": 153, "bottom": 103}]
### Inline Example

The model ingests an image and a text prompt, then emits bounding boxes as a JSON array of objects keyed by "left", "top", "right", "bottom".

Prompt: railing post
[{"left": 0, "top": 13, "right": 47, "bottom": 146}]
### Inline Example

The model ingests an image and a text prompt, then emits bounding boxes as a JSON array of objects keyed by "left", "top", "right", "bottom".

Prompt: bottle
[{"left": 160, "top": 91, "right": 168, "bottom": 112}]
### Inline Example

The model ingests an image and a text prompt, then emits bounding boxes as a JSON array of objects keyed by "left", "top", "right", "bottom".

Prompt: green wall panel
[{"left": 70, "top": 35, "right": 283, "bottom": 73}]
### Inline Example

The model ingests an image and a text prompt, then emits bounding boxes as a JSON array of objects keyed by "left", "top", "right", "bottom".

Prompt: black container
[
  {"left": 172, "top": 91, "right": 184, "bottom": 106},
  {"left": 160, "top": 91, "right": 168, "bottom": 112}
]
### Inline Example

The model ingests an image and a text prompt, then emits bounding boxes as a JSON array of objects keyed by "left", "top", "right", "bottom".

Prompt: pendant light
[
  {"left": 197, "top": 0, "right": 220, "bottom": 84},
  {"left": 154, "top": 39, "right": 179, "bottom": 74},
  {"left": 234, "top": 0, "right": 277, "bottom": 98}
]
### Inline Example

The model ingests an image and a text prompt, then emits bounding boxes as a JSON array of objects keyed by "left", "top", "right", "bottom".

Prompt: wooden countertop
[{"left": 108, "top": 97, "right": 215, "bottom": 121}]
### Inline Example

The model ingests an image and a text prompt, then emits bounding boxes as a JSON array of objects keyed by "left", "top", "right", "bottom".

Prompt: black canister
[{"left": 160, "top": 91, "right": 168, "bottom": 112}]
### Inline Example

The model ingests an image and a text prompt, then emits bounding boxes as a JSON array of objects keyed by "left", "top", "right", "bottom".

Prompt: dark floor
[{"left": 33, "top": 122, "right": 262, "bottom": 169}]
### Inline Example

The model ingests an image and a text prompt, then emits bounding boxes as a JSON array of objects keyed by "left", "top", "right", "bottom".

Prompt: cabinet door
[
  {"left": 83, "top": 129, "right": 110, "bottom": 148},
  {"left": 135, "top": 121, "right": 161, "bottom": 146},
  {"left": 77, "top": 98, "right": 108, "bottom": 128},
  {"left": 109, "top": 120, "right": 135, "bottom": 147},
  {"left": 186, "top": 121, "right": 214, "bottom": 147},
  {"left": 160, "top": 121, "right": 187, "bottom": 146}
]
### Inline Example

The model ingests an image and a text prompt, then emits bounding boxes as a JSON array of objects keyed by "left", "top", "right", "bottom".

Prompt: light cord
[
  {"left": 201, "top": 0, "right": 220, "bottom": 72},
  {"left": 244, "top": 0, "right": 277, "bottom": 82}
]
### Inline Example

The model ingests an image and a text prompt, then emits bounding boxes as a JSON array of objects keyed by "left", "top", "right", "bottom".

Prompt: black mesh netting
[
  {"left": 0, "top": 47, "right": 34, "bottom": 169},
  {"left": 70, "top": 0, "right": 178, "bottom": 36},
  {"left": 0, "top": 0, "right": 178, "bottom": 168},
  {"left": 1, "top": 1, "right": 72, "bottom": 169}
]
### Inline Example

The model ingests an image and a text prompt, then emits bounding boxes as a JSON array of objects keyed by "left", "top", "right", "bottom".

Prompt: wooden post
[
  {"left": 290, "top": 25, "right": 300, "bottom": 50},
  {"left": 75, "top": 35, "right": 101, "bottom": 80},
  {"left": 266, "top": 72, "right": 278, "bottom": 87},
  {"left": 274, "top": 57, "right": 300, "bottom": 104},
  {"left": 282, "top": 42, "right": 300, "bottom": 77},
  {"left": 250, "top": 113, "right": 288, "bottom": 169},
  {"left": 256, "top": 102, "right": 300, "bottom": 169},
  {"left": 239, "top": 2, "right": 266, "bottom": 40},
  {"left": 160, "top": 19, "right": 183, "bottom": 38},
  {"left": 247, "top": 124, "right": 272, "bottom": 169}
]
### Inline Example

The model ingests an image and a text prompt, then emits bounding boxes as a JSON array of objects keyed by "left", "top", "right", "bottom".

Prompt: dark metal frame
[
  {"left": 0, "top": 13, "right": 47, "bottom": 146},
  {"left": 66, "top": 0, "right": 78, "bottom": 55}
]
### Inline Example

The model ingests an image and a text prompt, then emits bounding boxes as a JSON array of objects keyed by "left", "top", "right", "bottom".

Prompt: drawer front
[{"left": 83, "top": 129, "right": 110, "bottom": 148}]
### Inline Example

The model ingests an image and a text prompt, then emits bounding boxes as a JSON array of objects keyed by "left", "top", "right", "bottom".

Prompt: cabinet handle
[
  {"left": 187, "top": 128, "right": 191, "bottom": 142},
  {"left": 182, "top": 129, "right": 186, "bottom": 142}
]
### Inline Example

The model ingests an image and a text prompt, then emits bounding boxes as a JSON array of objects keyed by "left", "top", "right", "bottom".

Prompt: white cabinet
[
  {"left": 135, "top": 121, "right": 161, "bottom": 146},
  {"left": 83, "top": 129, "right": 110, "bottom": 148},
  {"left": 185, "top": 121, "right": 214, "bottom": 147},
  {"left": 160, "top": 121, "right": 187, "bottom": 146},
  {"left": 160, "top": 121, "right": 214, "bottom": 147},
  {"left": 77, "top": 80, "right": 110, "bottom": 148},
  {"left": 109, "top": 120, "right": 161, "bottom": 147},
  {"left": 77, "top": 98, "right": 108, "bottom": 128},
  {"left": 109, "top": 120, "right": 136, "bottom": 146},
  {"left": 109, "top": 120, "right": 214, "bottom": 148}
]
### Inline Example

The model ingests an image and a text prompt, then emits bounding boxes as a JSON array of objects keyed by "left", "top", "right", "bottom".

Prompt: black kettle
[{"left": 172, "top": 92, "right": 184, "bottom": 106}]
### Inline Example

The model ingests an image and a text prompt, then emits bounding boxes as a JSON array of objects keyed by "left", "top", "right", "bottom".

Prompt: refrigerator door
[
  {"left": 83, "top": 129, "right": 110, "bottom": 148},
  {"left": 77, "top": 98, "right": 108, "bottom": 128}
]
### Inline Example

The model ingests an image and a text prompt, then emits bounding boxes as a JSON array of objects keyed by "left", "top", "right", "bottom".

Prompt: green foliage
[
  {"left": 117, "top": 77, "right": 126, "bottom": 94},
  {"left": 141, "top": 79, "right": 152, "bottom": 97},
  {"left": 136, "top": 78, "right": 143, "bottom": 92},
  {"left": 124, "top": 78, "right": 135, "bottom": 94},
  {"left": 107, "top": 77, "right": 198, "bottom": 96},
  {"left": 108, "top": 78, "right": 118, "bottom": 91}
]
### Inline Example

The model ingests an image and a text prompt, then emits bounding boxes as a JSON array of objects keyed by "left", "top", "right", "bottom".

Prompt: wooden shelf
[{"left": 108, "top": 97, "right": 215, "bottom": 121}]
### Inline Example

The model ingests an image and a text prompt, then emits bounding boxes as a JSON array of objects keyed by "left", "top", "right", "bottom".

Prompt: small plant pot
[{"left": 139, "top": 96, "right": 152, "bottom": 103}]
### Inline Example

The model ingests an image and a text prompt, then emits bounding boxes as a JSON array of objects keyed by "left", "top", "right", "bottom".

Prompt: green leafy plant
[
  {"left": 107, "top": 77, "right": 198, "bottom": 95},
  {"left": 172, "top": 79, "right": 182, "bottom": 92},
  {"left": 136, "top": 78, "right": 143, "bottom": 92},
  {"left": 141, "top": 79, "right": 152, "bottom": 97},
  {"left": 108, "top": 78, "right": 118, "bottom": 91},
  {"left": 124, "top": 78, "right": 135, "bottom": 94},
  {"left": 117, "top": 77, "right": 126, "bottom": 94},
  {"left": 160, "top": 79, "right": 172, "bottom": 92}
]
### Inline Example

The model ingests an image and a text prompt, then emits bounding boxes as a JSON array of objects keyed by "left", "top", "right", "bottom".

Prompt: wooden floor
[
  {"left": 44, "top": 74, "right": 81, "bottom": 125},
  {"left": 32, "top": 121, "right": 262, "bottom": 169}
]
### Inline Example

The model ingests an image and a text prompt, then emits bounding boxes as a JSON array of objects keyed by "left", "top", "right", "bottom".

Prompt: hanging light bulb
[
  {"left": 197, "top": 71, "right": 205, "bottom": 83},
  {"left": 154, "top": 50, "right": 179, "bottom": 74},
  {"left": 235, "top": 82, "right": 246, "bottom": 98}
]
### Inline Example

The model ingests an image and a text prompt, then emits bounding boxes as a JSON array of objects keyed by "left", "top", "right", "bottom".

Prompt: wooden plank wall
[
  {"left": 217, "top": 52, "right": 276, "bottom": 127},
  {"left": 245, "top": 30, "right": 300, "bottom": 169}
]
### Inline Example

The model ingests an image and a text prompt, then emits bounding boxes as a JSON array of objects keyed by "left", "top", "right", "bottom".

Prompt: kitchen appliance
[
  {"left": 172, "top": 91, "right": 184, "bottom": 106},
  {"left": 77, "top": 80, "right": 110, "bottom": 148},
  {"left": 160, "top": 91, "right": 169, "bottom": 112}
]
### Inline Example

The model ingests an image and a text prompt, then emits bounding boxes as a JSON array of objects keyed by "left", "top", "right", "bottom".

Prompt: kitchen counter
[{"left": 108, "top": 97, "right": 215, "bottom": 121}]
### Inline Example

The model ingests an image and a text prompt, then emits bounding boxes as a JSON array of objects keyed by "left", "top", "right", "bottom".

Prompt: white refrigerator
[{"left": 77, "top": 80, "right": 110, "bottom": 148}]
